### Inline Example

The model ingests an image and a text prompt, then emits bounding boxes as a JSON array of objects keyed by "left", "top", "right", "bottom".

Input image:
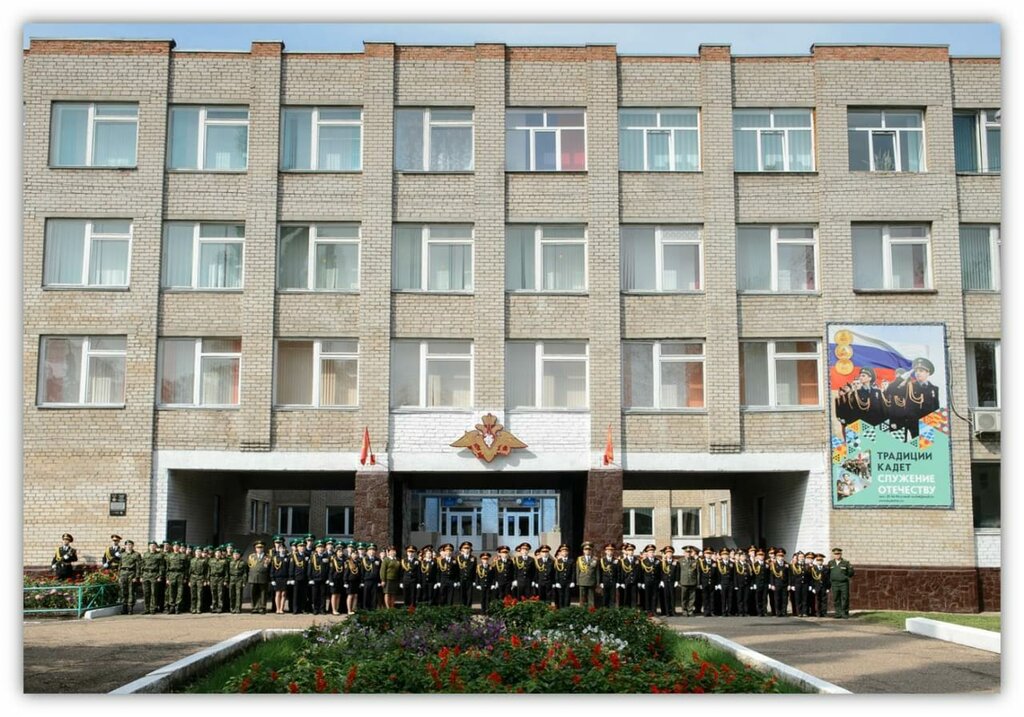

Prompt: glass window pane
[
  {"left": 322, "top": 340, "right": 357, "bottom": 354},
  {"left": 505, "top": 129, "right": 530, "bottom": 171},
  {"left": 852, "top": 226, "right": 884, "bottom": 289},
  {"left": 787, "top": 129, "right": 813, "bottom": 171},
  {"left": 560, "top": 129, "right": 586, "bottom": 170},
  {"left": 890, "top": 243, "right": 927, "bottom": 289},
  {"left": 619, "top": 110, "right": 657, "bottom": 127},
  {"left": 663, "top": 243, "right": 700, "bottom": 291},
  {"left": 40, "top": 337, "right": 83, "bottom": 404},
  {"left": 971, "top": 464, "right": 1000, "bottom": 529},
  {"left": 390, "top": 342, "right": 421, "bottom": 408},
  {"left": 734, "top": 130, "right": 758, "bottom": 171},
  {"left": 95, "top": 104, "right": 137, "bottom": 118},
  {"left": 44, "top": 220, "right": 85, "bottom": 285},
  {"left": 89, "top": 239, "right": 129, "bottom": 286},
  {"left": 542, "top": 359, "right": 587, "bottom": 408},
  {"left": 619, "top": 128, "right": 644, "bottom": 170},
  {"left": 168, "top": 107, "right": 199, "bottom": 169},
  {"left": 204, "top": 124, "right": 248, "bottom": 170},
  {"left": 506, "top": 111, "right": 543, "bottom": 128},
  {"left": 505, "top": 227, "right": 535, "bottom": 290},
  {"left": 761, "top": 132, "right": 785, "bottom": 171},
  {"left": 203, "top": 338, "right": 241, "bottom": 354},
  {"left": 428, "top": 243, "right": 472, "bottom": 291},
  {"left": 972, "top": 342, "right": 998, "bottom": 408},
  {"left": 734, "top": 110, "right": 770, "bottom": 129},
  {"left": 773, "top": 110, "right": 811, "bottom": 128},
  {"left": 276, "top": 341, "right": 313, "bottom": 405},
  {"left": 316, "top": 225, "right": 359, "bottom": 240},
  {"left": 319, "top": 108, "right": 361, "bottom": 122},
  {"left": 847, "top": 130, "right": 870, "bottom": 171},
  {"left": 429, "top": 109, "right": 472, "bottom": 123},
  {"left": 315, "top": 242, "right": 358, "bottom": 290},
  {"left": 777, "top": 226, "right": 814, "bottom": 241},
  {"left": 848, "top": 109, "right": 882, "bottom": 129},
  {"left": 620, "top": 227, "right": 655, "bottom": 291},
  {"left": 162, "top": 224, "right": 195, "bottom": 288},
  {"left": 320, "top": 358, "right": 357, "bottom": 406},
  {"left": 318, "top": 124, "right": 361, "bottom": 170},
  {"left": 199, "top": 223, "right": 244, "bottom": 238},
  {"left": 543, "top": 341, "right": 586, "bottom": 356},
  {"left": 953, "top": 114, "right": 979, "bottom": 172},
  {"left": 93, "top": 121, "right": 137, "bottom": 166},
  {"left": 506, "top": 343, "right": 536, "bottom": 407},
  {"left": 960, "top": 226, "right": 993, "bottom": 290},
  {"left": 90, "top": 336, "right": 126, "bottom": 352},
  {"left": 985, "top": 127, "right": 1001, "bottom": 172},
  {"left": 661, "top": 110, "right": 698, "bottom": 128},
  {"left": 425, "top": 359, "right": 471, "bottom": 407},
  {"left": 200, "top": 357, "right": 240, "bottom": 405},
  {"left": 535, "top": 131, "right": 557, "bottom": 171},
  {"left": 51, "top": 104, "right": 88, "bottom": 166},
  {"left": 673, "top": 129, "right": 700, "bottom": 171},
  {"left": 632, "top": 509, "right": 653, "bottom": 535},
  {"left": 646, "top": 130, "right": 670, "bottom": 171},
  {"left": 661, "top": 343, "right": 702, "bottom": 356},
  {"left": 393, "top": 226, "right": 423, "bottom": 290},
  {"left": 884, "top": 111, "right": 922, "bottom": 128},
  {"left": 198, "top": 242, "right": 242, "bottom": 289},
  {"left": 206, "top": 108, "right": 248, "bottom": 121},
  {"left": 395, "top": 109, "right": 425, "bottom": 171},
  {"left": 899, "top": 131, "right": 923, "bottom": 172},
  {"left": 622, "top": 343, "right": 654, "bottom": 408},
  {"left": 159, "top": 339, "right": 195, "bottom": 404},
  {"left": 86, "top": 355, "right": 126, "bottom": 404},
  {"left": 426, "top": 341, "right": 471, "bottom": 355},
  {"left": 661, "top": 361, "right": 704, "bottom": 409},
  {"left": 872, "top": 132, "right": 896, "bottom": 171},
  {"left": 776, "top": 358, "right": 818, "bottom": 406},
  {"left": 776, "top": 243, "right": 815, "bottom": 291},
  {"left": 91, "top": 220, "right": 131, "bottom": 235},
  {"left": 542, "top": 243, "right": 585, "bottom": 290},
  {"left": 278, "top": 226, "right": 309, "bottom": 289},
  {"left": 736, "top": 227, "right": 771, "bottom": 290},
  {"left": 542, "top": 226, "right": 585, "bottom": 240},
  {"left": 548, "top": 112, "right": 585, "bottom": 127},
  {"left": 429, "top": 126, "right": 473, "bottom": 171},
  {"left": 740, "top": 342, "right": 769, "bottom": 406}
]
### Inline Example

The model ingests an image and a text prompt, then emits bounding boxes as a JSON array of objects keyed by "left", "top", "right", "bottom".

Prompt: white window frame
[
  {"left": 44, "top": 219, "right": 133, "bottom": 288},
  {"left": 163, "top": 222, "right": 245, "bottom": 290},
  {"left": 622, "top": 341, "right": 706, "bottom": 411},
  {"left": 272, "top": 338, "right": 359, "bottom": 408},
  {"left": 280, "top": 106, "right": 363, "bottom": 171},
  {"left": 157, "top": 338, "right": 242, "bottom": 408},
  {"left": 620, "top": 225, "right": 703, "bottom": 293},
  {"left": 392, "top": 340, "right": 474, "bottom": 410},
  {"left": 37, "top": 335, "right": 127, "bottom": 407},
  {"left": 395, "top": 108, "right": 475, "bottom": 171},
  {"left": 960, "top": 225, "right": 1000, "bottom": 291},
  {"left": 167, "top": 105, "right": 249, "bottom": 171},
  {"left": 325, "top": 505, "right": 355, "bottom": 537},
  {"left": 507, "top": 340, "right": 590, "bottom": 410},
  {"left": 249, "top": 499, "right": 270, "bottom": 533},
  {"left": 848, "top": 109, "right": 926, "bottom": 172},
  {"left": 508, "top": 225, "right": 588, "bottom": 293},
  {"left": 277, "top": 505, "right": 310, "bottom": 536},
  {"left": 955, "top": 109, "right": 1001, "bottom": 173},
  {"left": 506, "top": 109, "right": 587, "bottom": 171},
  {"left": 733, "top": 108, "right": 815, "bottom": 172},
  {"left": 277, "top": 223, "right": 361, "bottom": 292},
  {"left": 737, "top": 225, "right": 818, "bottom": 293},
  {"left": 719, "top": 500, "right": 729, "bottom": 535},
  {"left": 671, "top": 507, "right": 701, "bottom": 538},
  {"left": 854, "top": 224, "right": 933, "bottom": 291},
  {"left": 619, "top": 108, "right": 701, "bottom": 171},
  {"left": 393, "top": 225, "right": 474, "bottom": 293},
  {"left": 707, "top": 503, "right": 717, "bottom": 536},
  {"left": 966, "top": 340, "right": 1001, "bottom": 409},
  {"left": 623, "top": 507, "right": 655, "bottom": 538},
  {"left": 741, "top": 339, "right": 822, "bottom": 410},
  {"left": 49, "top": 102, "right": 138, "bottom": 167}
]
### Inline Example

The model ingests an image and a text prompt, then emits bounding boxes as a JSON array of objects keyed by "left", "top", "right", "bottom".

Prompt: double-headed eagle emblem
[{"left": 450, "top": 413, "right": 528, "bottom": 463}]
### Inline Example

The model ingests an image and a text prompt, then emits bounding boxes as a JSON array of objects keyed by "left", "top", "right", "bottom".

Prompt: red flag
[
  {"left": 602, "top": 425, "right": 614, "bottom": 466},
  {"left": 360, "top": 427, "right": 376, "bottom": 466}
]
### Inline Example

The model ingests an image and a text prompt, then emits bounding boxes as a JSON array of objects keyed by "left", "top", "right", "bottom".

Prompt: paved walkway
[
  {"left": 24, "top": 610, "right": 1001, "bottom": 693},
  {"left": 661, "top": 613, "right": 1001, "bottom": 694}
]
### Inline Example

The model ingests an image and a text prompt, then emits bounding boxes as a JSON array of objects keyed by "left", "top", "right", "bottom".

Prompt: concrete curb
[
  {"left": 110, "top": 628, "right": 302, "bottom": 694},
  {"left": 680, "top": 631, "right": 852, "bottom": 694},
  {"left": 84, "top": 599, "right": 143, "bottom": 620},
  {"left": 905, "top": 618, "right": 1001, "bottom": 654}
]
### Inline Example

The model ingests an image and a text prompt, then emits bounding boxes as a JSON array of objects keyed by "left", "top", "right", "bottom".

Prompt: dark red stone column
[
  {"left": 354, "top": 470, "right": 392, "bottom": 548},
  {"left": 850, "top": 566, "right": 983, "bottom": 612},
  {"left": 584, "top": 469, "right": 623, "bottom": 548}
]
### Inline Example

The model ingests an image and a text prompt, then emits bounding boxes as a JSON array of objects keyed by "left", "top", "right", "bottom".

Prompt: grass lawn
[
  {"left": 857, "top": 611, "right": 1000, "bottom": 632},
  {"left": 184, "top": 634, "right": 306, "bottom": 693},
  {"left": 669, "top": 636, "right": 806, "bottom": 694}
]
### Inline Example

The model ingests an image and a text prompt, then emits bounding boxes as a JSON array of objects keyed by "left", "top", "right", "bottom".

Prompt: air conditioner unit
[{"left": 973, "top": 408, "right": 1001, "bottom": 434}]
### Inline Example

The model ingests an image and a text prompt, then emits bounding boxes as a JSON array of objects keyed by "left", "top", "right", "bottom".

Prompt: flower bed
[
  {"left": 197, "top": 598, "right": 793, "bottom": 694},
  {"left": 23, "top": 568, "right": 120, "bottom": 613}
]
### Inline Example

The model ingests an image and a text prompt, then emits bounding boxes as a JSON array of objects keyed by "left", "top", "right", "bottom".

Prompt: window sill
[
  {"left": 273, "top": 406, "right": 359, "bottom": 412},
  {"left": 277, "top": 289, "right": 360, "bottom": 295},
  {"left": 390, "top": 407, "right": 475, "bottom": 414},
  {"left": 963, "top": 289, "right": 1001, "bottom": 295},
  {"left": 733, "top": 170, "right": 818, "bottom": 176},
  {"left": 37, "top": 404, "right": 126, "bottom": 410},
  {"left": 853, "top": 288, "right": 938, "bottom": 295},
  {"left": 165, "top": 169, "right": 248, "bottom": 175},
  {"left": 504, "top": 170, "right": 588, "bottom": 176},
  {"left": 974, "top": 527, "right": 1001, "bottom": 536},
  {"left": 506, "top": 408, "right": 591, "bottom": 414},
  {"left": 392, "top": 290, "right": 475, "bottom": 296},
  {"left": 42, "top": 285, "right": 131, "bottom": 292},
  {"left": 506, "top": 291, "right": 589, "bottom": 297},
  {"left": 621, "top": 290, "right": 703, "bottom": 296},
  {"left": 161, "top": 288, "right": 244, "bottom": 294},
  {"left": 48, "top": 165, "right": 137, "bottom": 171},
  {"left": 741, "top": 406, "right": 822, "bottom": 413},
  {"left": 955, "top": 171, "right": 1001, "bottom": 177},
  {"left": 280, "top": 169, "right": 363, "bottom": 174},
  {"left": 848, "top": 170, "right": 927, "bottom": 175},
  {"left": 738, "top": 291, "right": 821, "bottom": 297},
  {"left": 623, "top": 409, "right": 707, "bottom": 415},
  {"left": 156, "top": 405, "right": 241, "bottom": 411},
  {"left": 618, "top": 170, "right": 702, "bottom": 175},
  {"left": 395, "top": 170, "right": 475, "bottom": 175}
]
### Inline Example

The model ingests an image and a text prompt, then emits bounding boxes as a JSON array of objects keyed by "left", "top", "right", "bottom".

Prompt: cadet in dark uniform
[
  {"left": 475, "top": 551, "right": 496, "bottom": 612},
  {"left": 330, "top": 545, "right": 347, "bottom": 615},
  {"left": 575, "top": 542, "right": 598, "bottom": 608},
  {"left": 847, "top": 367, "right": 885, "bottom": 427},
  {"left": 768, "top": 548, "right": 789, "bottom": 617},
  {"left": 512, "top": 542, "right": 535, "bottom": 600},
  {"left": 883, "top": 358, "right": 941, "bottom": 439},
  {"left": 715, "top": 549, "right": 734, "bottom": 616},
  {"left": 493, "top": 545, "right": 513, "bottom": 599},
  {"left": 598, "top": 544, "right": 618, "bottom": 608},
  {"left": 697, "top": 547, "right": 717, "bottom": 617},
  {"left": 289, "top": 542, "right": 310, "bottom": 614},
  {"left": 553, "top": 544, "right": 573, "bottom": 609},
  {"left": 435, "top": 543, "right": 457, "bottom": 606},
  {"left": 808, "top": 553, "right": 830, "bottom": 617},
  {"left": 751, "top": 549, "right": 769, "bottom": 616},
  {"left": 102, "top": 534, "right": 123, "bottom": 572},
  {"left": 534, "top": 545, "right": 555, "bottom": 604},
  {"left": 618, "top": 543, "right": 639, "bottom": 609},
  {"left": 308, "top": 541, "right": 330, "bottom": 614},
  {"left": 141, "top": 540, "right": 165, "bottom": 615},
  {"left": 639, "top": 544, "right": 660, "bottom": 615},
  {"left": 52, "top": 533, "right": 78, "bottom": 581},
  {"left": 343, "top": 547, "right": 364, "bottom": 613},
  {"left": 362, "top": 543, "right": 384, "bottom": 610},
  {"left": 454, "top": 542, "right": 475, "bottom": 608},
  {"left": 400, "top": 545, "right": 420, "bottom": 608},
  {"left": 657, "top": 546, "right": 679, "bottom": 617},
  {"left": 828, "top": 547, "right": 855, "bottom": 618},
  {"left": 228, "top": 547, "right": 247, "bottom": 614},
  {"left": 733, "top": 550, "right": 751, "bottom": 616},
  {"left": 678, "top": 546, "right": 698, "bottom": 617},
  {"left": 269, "top": 542, "right": 290, "bottom": 614},
  {"left": 247, "top": 541, "right": 271, "bottom": 614},
  {"left": 118, "top": 540, "right": 142, "bottom": 614},
  {"left": 789, "top": 551, "right": 808, "bottom": 617}
]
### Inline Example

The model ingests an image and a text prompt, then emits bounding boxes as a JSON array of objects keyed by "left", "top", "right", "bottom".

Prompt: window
[
  {"left": 506, "top": 341, "right": 588, "bottom": 409},
  {"left": 622, "top": 341, "right": 705, "bottom": 410},
  {"left": 326, "top": 506, "right": 354, "bottom": 536},
  {"left": 395, "top": 108, "right": 473, "bottom": 171},
  {"left": 847, "top": 109, "right": 924, "bottom": 172},
  {"left": 740, "top": 340, "right": 820, "bottom": 408},
  {"left": 162, "top": 222, "right": 244, "bottom": 290},
  {"left": 391, "top": 340, "right": 472, "bottom": 409},
  {"left": 671, "top": 508, "right": 701, "bottom": 537},
  {"left": 167, "top": 106, "right": 249, "bottom": 170},
  {"left": 967, "top": 341, "right": 1000, "bottom": 408},
  {"left": 278, "top": 224, "right": 359, "bottom": 291},
  {"left": 50, "top": 102, "right": 138, "bottom": 167},
  {"left": 393, "top": 225, "right": 473, "bottom": 292},
  {"left": 619, "top": 108, "right": 700, "bottom": 171},
  {"left": 275, "top": 339, "right": 358, "bottom": 407},
  {"left": 43, "top": 219, "right": 131, "bottom": 288},
  {"left": 506, "top": 109, "right": 586, "bottom": 171},
  {"left": 249, "top": 499, "right": 269, "bottom": 533},
  {"left": 707, "top": 503, "right": 717, "bottom": 536},
  {"left": 621, "top": 226, "right": 701, "bottom": 292},
  {"left": 157, "top": 338, "right": 241, "bottom": 407},
  {"left": 719, "top": 500, "right": 729, "bottom": 535},
  {"left": 278, "top": 506, "right": 310, "bottom": 536},
  {"left": 733, "top": 108, "right": 814, "bottom": 172},
  {"left": 960, "top": 225, "right": 1000, "bottom": 291},
  {"left": 622, "top": 508, "right": 654, "bottom": 537},
  {"left": 37, "top": 336, "right": 126, "bottom": 406},
  {"left": 506, "top": 225, "right": 587, "bottom": 292},
  {"left": 736, "top": 225, "right": 817, "bottom": 292},
  {"left": 280, "top": 107, "right": 362, "bottom": 171},
  {"left": 954, "top": 110, "right": 1000, "bottom": 173},
  {"left": 852, "top": 224, "right": 931, "bottom": 291},
  {"left": 971, "top": 463, "right": 1000, "bottom": 529}
]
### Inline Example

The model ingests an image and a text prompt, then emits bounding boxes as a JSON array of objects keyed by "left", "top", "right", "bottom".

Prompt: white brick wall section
[{"left": 974, "top": 531, "right": 1000, "bottom": 568}]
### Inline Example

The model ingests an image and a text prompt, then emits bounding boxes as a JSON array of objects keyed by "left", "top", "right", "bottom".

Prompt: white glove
[
  {"left": 555, "top": 583, "right": 561, "bottom": 589},
  {"left": 639, "top": 584, "right": 644, "bottom": 590},
  {"left": 491, "top": 583, "right": 497, "bottom": 590},
  {"left": 288, "top": 580, "right": 294, "bottom": 585},
  {"left": 769, "top": 585, "right": 775, "bottom": 591},
  {"left": 512, "top": 580, "right": 518, "bottom": 588},
  {"left": 327, "top": 581, "right": 333, "bottom": 586},
  {"left": 715, "top": 585, "right": 722, "bottom": 591},
  {"left": 102, "top": 562, "right": 109, "bottom": 569},
  {"left": 674, "top": 582, "right": 679, "bottom": 588},
  {"left": 308, "top": 580, "right": 314, "bottom": 585},
  {"left": 789, "top": 586, "right": 795, "bottom": 592},
  {"left": 454, "top": 582, "right": 460, "bottom": 587},
  {"left": 271, "top": 581, "right": 276, "bottom": 587},
  {"left": 343, "top": 584, "right": 349, "bottom": 589},
  {"left": 810, "top": 587, "right": 816, "bottom": 593},
  {"left": 434, "top": 583, "right": 440, "bottom": 590},
  {"left": 659, "top": 581, "right": 664, "bottom": 588},
  {"left": 532, "top": 582, "right": 538, "bottom": 588},
  {"left": 416, "top": 584, "right": 421, "bottom": 589},
  {"left": 570, "top": 582, "right": 575, "bottom": 588},
  {"left": 616, "top": 583, "right": 623, "bottom": 589},
  {"left": 475, "top": 585, "right": 482, "bottom": 590}
]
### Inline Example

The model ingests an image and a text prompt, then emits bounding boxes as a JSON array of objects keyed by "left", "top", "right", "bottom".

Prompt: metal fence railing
[{"left": 23, "top": 583, "right": 120, "bottom": 618}]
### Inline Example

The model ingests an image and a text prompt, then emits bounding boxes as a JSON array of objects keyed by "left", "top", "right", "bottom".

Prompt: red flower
[
  {"left": 692, "top": 686, "right": 705, "bottom": 694},
  {"left": 250, "top": 662, "right": 261, "bottom": 672},
  {"left": 649, "top": 684, "right": 661, "bottom": 693},
  {"left": 270, "top": 670, "right": 278, "bottom": 681},
  {"left": 426, "top": 663, "right": 442, "bottom": 690},
  {"left": 407, "top": 605, "right": 416, "bottom": 614},
  {"left": 315, "top": 668, "right": 327, "bottom": 693},
  {"left": 609, "top": 652, "right": 621, "bottom": 671},
  {"left": 454, "top": 645, "right": 461, "bottom": 656},
  {"left": 345, "top": 665, "right": 357, "bottom": 693},
  {"left": 588, "top": 606, "right": 597, "bottom": 613},
  {"left": 486, "top": 671, "right": 502, "bottom": 686},
  {"left": 572, "top": 675, "right": 581, "bottom": 685},
  {"left": 510, "top": 635, "right": 522, "bottom": 648},
  {"left": 692, "top": 650, "right": 701, "bottom": 662},
  {"left": 503, "top": 595, "right": 517, "bottom": 607},
  {"left": 239, "top": 677, "right": 251, "bottom": 693},
  {"left": 287, "top": 681, "right": 299, "bottom": 693}
]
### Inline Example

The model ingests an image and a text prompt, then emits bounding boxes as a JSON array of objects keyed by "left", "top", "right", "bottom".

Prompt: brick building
[{"left": 22, "top": 38, "right": 1000, "bottom": 611}]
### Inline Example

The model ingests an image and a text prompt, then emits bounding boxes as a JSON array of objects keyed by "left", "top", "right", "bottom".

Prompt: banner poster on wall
[{"left": 827, "top": 323, "right": 953, "bottom": 509}]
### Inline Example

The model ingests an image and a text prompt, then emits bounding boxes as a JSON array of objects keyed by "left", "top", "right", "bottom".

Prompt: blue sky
[{"left": 22, "top": 22, "right": 1001, "bottom": 56}]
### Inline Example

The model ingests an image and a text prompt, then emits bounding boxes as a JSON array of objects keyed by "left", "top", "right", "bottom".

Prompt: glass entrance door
[
  {"left": 498, "top": 507, "right": 540, "bottom": 547},
  {"left": 440, "top": 506, "right": 482, "bottom": 549}
]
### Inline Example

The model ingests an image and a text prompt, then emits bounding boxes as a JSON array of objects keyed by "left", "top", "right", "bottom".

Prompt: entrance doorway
[
  {"left": 440, "top": 506, "right": 483, "bottom": 546},
  {"left": 499, "top": 506, "right": 541, "bottom": 546}
]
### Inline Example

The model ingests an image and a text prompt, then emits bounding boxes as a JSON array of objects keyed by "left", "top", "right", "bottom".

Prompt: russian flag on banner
[{"left": 829, "top": 330, "right": 915, "bottom": 390}]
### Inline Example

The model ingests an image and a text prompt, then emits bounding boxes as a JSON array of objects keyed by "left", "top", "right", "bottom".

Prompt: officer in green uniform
[
  {"left": 678, "top": 546, "right": 698, "bottom": 617},
  {"left": 118, "top": 540, "right": 142, "bottom": 615},
  {"left": 228, "top": 547, "right": 247, "bottom": 614},
  {"left": 164, "top": 541, "right": 187, "bottom": 614},
  {"left": 247, "top": 540, "right": 271, "bottom": 614},
  {"left": 574, "top": 542, "right": 598, "bottom": 608},
  {"left": 140, "top": 540, "right": 166, "bottom": 615},
  {"left": 188, "top": 546, "right": 209, "bottom": 614},
  {"left": 207, "top": 546, "right": 229, "bottom": 613},
  {"left": 828, "top": 547, "right": 855, "bottom": 618}
]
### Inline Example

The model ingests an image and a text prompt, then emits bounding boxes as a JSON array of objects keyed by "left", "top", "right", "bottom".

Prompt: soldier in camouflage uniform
[
  {"left": 207, "top": 546, "right": 229, "bottom": 613},
  {"left": 141, "top": 541, "right": 166, "bottom": 615},
  {"left": 188, "top": 546, "right": 209, "bottom": 614},
  {"left": 118, "top": 540, "right": 142, "bottom": 614},
  {"left": 228, "top": 547, "right": 247, "bottom": 614},
  {"left": 164, "top": 541, "right": 187, "bottom": 614}
]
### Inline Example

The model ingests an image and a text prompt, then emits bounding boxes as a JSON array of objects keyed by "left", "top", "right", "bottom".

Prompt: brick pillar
[
  {"left": 354, "top": 470, "right": 392, "bottom": 547},
  {"left": 584, "top": 469, "right": 623, "bottom": 548}
]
